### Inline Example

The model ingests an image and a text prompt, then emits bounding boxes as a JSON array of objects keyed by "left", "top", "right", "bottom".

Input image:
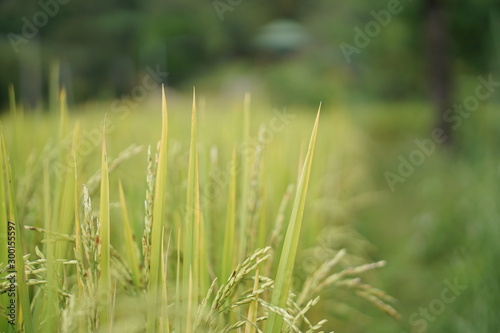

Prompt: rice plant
[{"left": 0, "top": 86, "right": 398, "bottom": 332}]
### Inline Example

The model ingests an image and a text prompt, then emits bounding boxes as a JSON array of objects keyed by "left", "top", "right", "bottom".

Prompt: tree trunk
[{"left": 425, "top": 0, "right": 453, "bottom": 144}]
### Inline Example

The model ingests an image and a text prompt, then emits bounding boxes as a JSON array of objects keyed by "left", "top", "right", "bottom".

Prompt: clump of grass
[{"left": 0, "top": 85, "right": 398, "bottom": 332}]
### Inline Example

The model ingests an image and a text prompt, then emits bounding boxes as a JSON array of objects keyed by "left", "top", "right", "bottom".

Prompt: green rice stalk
[
  {"left": 55, "top": 123, "right": 78, "bottom": 261},
  {"left": 238, "top": 93, "right": 251, "bottom": 261},
  {"left": 175, "top": 229, "right": 182, "bottom": 332},
  {"left": 73, "top": 144, "right": 87, "bottom": 333},
  {"left": 51, "top": 90, "right": 73, "bottom": 274},
  {"left": 41, "top": 156, "right": 56, "bottom": 332},
  {"left": 81, "top": 185, "right": 99, "bottom": 331},
  {"left": 244, "top": 267, "right": 260, "bottom": 333},
  {"left": 246, "top": 128, "right": 265, "bottom": 252},
  {"left": 98, "top": 119, "right": 112, "bottom": 331},
  {"left": 118, "top": 181, "right": 141, "bottom": 288},
  {"left": 146, "top": 86, "right": 169, "bottom": 332},
  {"left": 183, "top": 88, "right": 201, "bottom": 332},
  {"left": 265, "top": 106, "right": 321, "bottom": 332},
  {"left": 199, "top": 211, "right": 209, "bottom": 298},
  {"left": 160, "top": 228, "right": 170, "bottom": 332},
  {"left": 256, "top": 160, "right": 268, "bottom": 250},
  {"left": 142, "top": 145, "right": 155, "bottom": 281},
  {"left": 186, "top": 267, "right": 194, "bottom": 332},
  {"left": 265, "top": 184, "right": 294, "bottom": 278},
  {"left": 220, "top": 146, "right": 237, "bottom": 284},
  {"left": 39, "top": 121, "right": 78, "bottom": 330}
]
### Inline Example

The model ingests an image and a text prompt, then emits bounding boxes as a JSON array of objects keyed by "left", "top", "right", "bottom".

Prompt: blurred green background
[
  {"left": 1, "top": 0, "right": 500, "bottom": 332},
  {"left": 1, "top": 0, "right": 499, "bottom": 108}
]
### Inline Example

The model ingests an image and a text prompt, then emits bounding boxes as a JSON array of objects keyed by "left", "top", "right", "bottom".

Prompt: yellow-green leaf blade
[{"left": 265, "top": 106, "right": 321, "bottom": 332}]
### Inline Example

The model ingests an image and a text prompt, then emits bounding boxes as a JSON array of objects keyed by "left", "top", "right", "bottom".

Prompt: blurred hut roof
[{"left": 253, "top": 19, "right": 310, "bottom": 53}]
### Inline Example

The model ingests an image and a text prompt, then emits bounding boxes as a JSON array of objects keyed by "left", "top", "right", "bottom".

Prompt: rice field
[
  {"left": 0, "top": 85, "right": 499, "bottom": 333},
  {"left": 0, "top": 86, "right": 401, "bottom": 333}
]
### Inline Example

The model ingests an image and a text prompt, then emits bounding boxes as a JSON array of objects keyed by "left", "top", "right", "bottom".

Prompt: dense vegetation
[{"left": 1, "top": 85, "right": 499, "bottom": 332}]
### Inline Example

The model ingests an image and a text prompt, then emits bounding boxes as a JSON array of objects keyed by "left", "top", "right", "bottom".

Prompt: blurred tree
[
  {"left": 0, "top": 0, "right": 499, "bottom": 109},
  {"left": 425, "top": 0, "right": 453, "bottom": 144}
]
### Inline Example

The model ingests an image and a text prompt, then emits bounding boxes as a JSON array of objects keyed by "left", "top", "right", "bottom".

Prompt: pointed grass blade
[
  {"left": 98, "top": 119, "right": 112, "bottom": 331},
  {"left": 238, "top": 93, "right": 251, "bottom": 261},
  {"left": 182, "top": 87, "right": 201, "bottom": 331},
  {"left": 147, "top": 86, "right": 169, "bottom": 332},
  {"left": 265, "top": 105, "right": 321, "bottom": 332}
]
